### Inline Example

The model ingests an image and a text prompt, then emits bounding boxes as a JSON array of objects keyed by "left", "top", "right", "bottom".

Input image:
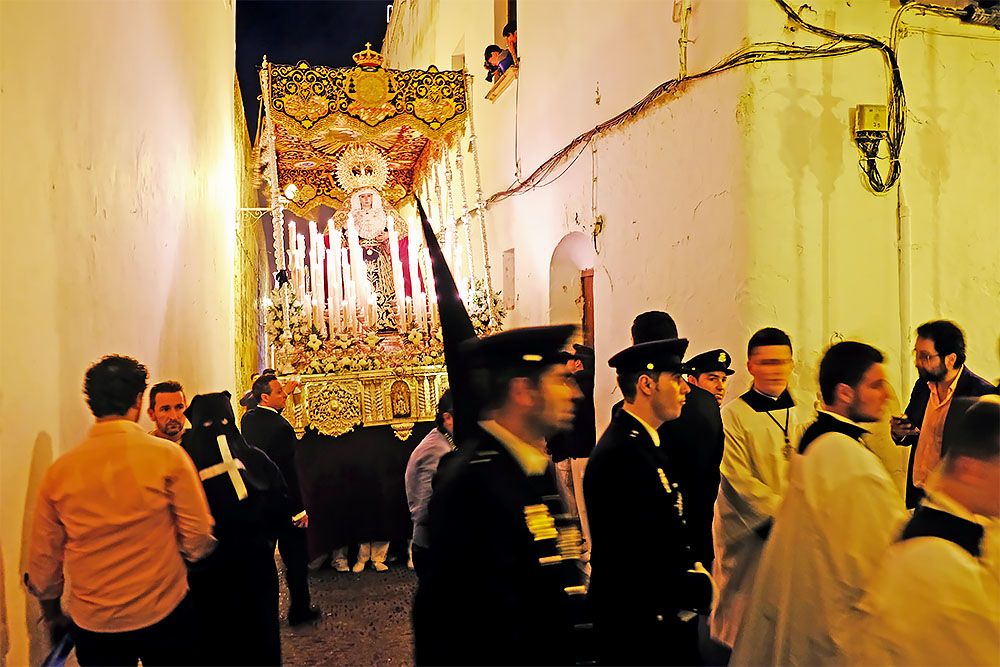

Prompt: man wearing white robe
[
  {"left": 730, "top": 341, "right": 907, "bottom": 666},
  {"left": 847, "top": 396, "right": 1000, "bottom": 667},
  {"left": 710, "top": 327, "right": 813, "bottom": 650}
]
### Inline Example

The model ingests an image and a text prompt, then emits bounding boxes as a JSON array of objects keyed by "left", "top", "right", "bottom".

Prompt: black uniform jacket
[
  {"left": 585, "top": 409, "right": 712, "bottom": 664},
  {"left": 241, "top": 407, "right": 306, "bottom": 514},
  {"left": 611, "top": 384, "right": 722, "bottom": 566},
  {"left": 896, "top": 367, "right": 996, "bottom": 507},
  {"left": 413, "top": 427, "right": 586, "bottom": 666}
]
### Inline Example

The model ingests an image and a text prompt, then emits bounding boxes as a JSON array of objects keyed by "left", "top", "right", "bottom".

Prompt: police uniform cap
[
  {"left": 463, "top": 324, "right": 577, "bottom": 370},
  {"left": 686, "top": 348, "right": 736, "bottom": 376},
  {"left": 608, "top": 338, "right": 691, "bottom": 374}
]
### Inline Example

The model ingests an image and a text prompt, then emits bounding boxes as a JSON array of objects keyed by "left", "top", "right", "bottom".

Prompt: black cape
[{"left": 182, "top": 392, "right": 290, "bottom": 666}]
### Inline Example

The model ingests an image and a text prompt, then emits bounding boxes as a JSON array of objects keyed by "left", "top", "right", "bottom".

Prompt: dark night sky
[{"left": 237, "top": 0, "right": 389, "bottom": 141}]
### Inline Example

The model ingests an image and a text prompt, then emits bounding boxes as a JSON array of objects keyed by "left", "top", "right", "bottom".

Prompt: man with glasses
[{"left": 891, "top": 320, "right": 996, "bottom": 508}]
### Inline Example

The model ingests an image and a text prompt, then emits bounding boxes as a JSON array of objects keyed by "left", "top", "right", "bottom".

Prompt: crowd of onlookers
[
  {"left": 22, "top": 314, "right": 999, "bottom": 666},
  {"left": 405, "top": 314, "right": 998, "bottom": 666},
  {"left": 25, "top": 362, "right": 319, "bottom": 665}
]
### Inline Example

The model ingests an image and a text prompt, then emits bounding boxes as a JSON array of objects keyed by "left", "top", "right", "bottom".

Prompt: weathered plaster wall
[
  {"left": 740, "top": 2, "right": 1000, "bottom": 482},
  {"left": 385, "top": 1, "right": 999, "bottom": 441},
  {"left": 385, "top": 0, "right": 751, "bottom": 420},
  {"left": 0, "top": 2, "right": 237, "bottom": 663},
  {"left": 234, "top": 78, "right": 268, "bottom": 393}
]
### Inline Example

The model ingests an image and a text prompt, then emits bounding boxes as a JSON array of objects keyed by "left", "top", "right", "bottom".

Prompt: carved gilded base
[{"left": 282, "top": 365, "right": 448, "bottom": 440}]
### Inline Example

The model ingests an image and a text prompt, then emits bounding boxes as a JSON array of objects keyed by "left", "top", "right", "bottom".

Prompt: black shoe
[{"left": 288, "top": 605, "right": 322, "bottom": 627}]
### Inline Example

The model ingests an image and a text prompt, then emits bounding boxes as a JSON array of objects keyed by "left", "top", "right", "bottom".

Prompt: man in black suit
[
  {"left": 586, "top": 337, "right": 714, "bottom": 666},
  {"left": 240, "top": 374, "right": 320, "bottom": 626},
  {"left": 891, "top": 320, "right": 997, "bottom": 508},
  {"left": 413, "top": 325, "right": 590, "bottom": 666}
]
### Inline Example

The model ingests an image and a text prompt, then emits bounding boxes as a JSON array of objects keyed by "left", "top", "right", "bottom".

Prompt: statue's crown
[
  {"left": 353, "top": 42, "right": 384, "bottom": 68},
  {"left": 335, "top": 143, "right": 390, "bottom": 192}
]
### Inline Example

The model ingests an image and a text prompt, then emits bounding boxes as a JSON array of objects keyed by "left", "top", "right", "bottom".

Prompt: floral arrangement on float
[{"left": 265, "top": 280, "right": 505, "bottom": 375}]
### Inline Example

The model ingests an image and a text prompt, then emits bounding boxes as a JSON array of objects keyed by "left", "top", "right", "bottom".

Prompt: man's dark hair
[
  {"left": 631, "top": 311, "right": 678, "bottom": 344},
  {"left": 818, "top": 342, "right": 884, "bottom": 404},
  {"left": 617, "top": 370, "right": 662, "bottom": 402},
  {"left": 84, "top": 355, "right": 149, "bottom": 418},
  {"left": 502, "top": 21, "right": 517, "bottom": 37},
  {"left": 149, "top": 380, "right": 184, "bottom": 410},
  {"left": 747, "top": 327, "right": 792, "bottom": 356},
  {"left": 916, "top": 319, "right": 967, "bottom": 368},
  {"left": 484, "top": 45, "right": 501, "bottom": 60},
  {"left": 251, "top": 373, "right": 279, "bottom": 402},
  {"left": 435, "top": 389, "right": 454, "bottom": 431},
  {"left": 476, "top": 366, "right": 546, "bottom": 412},
  {"left": 944, "top": 397, "right": 1000, "bottom": 466}
]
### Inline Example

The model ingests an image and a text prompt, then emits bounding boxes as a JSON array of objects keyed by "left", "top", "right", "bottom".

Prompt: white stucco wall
[
  {"left": 0, "top": 2, "right": 237, "bottom": 663},
  {"left": 385, "top": 0, "right": 999, "bottom": 438}
]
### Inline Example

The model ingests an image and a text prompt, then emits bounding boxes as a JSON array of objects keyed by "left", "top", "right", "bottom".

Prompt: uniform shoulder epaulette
[{"left": 469, "top": 448, "right": 499, "bottom": 465}]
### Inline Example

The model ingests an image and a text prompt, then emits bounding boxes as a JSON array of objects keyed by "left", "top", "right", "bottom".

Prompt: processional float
[{"left": 256, "top": 44, "right": 503, "bottom": 440}]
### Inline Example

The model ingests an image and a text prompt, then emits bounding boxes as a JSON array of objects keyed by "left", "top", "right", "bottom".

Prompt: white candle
[
  {"left": 407, "top": 217, "right": 422, "bottom": 330},
  {"left": 288, "top": 220, "right": 296, "bottom": 277},
  {"left": 387, "top": 225, "right": 407, "bottom": 332},
  {"left": 326, "top": 225, "right": 342, "bottom": 335},
  {"left": 297, "top": 233, "right": 309, "bottom": 316},
  {"left": 345, "top": 215, "right": 368, "bottom": 313},
  {"left": 341, "top": 248, "right": 356, "bottom": 332},
  {"left": 367, "top": 293, "right": 378, "bottom": 330},
  {"left": 315, "top": 247, "right": 327, "bottom": 337},
  {"left": 421, "top": 248, "right": 439, "bottom": 329},
  {"left": 308, "top": 222, "right": 323, "bottom": 334}
]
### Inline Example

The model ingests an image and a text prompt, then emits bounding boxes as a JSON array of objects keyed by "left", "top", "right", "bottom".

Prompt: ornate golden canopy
[{"left": 262, "top": 54, "right": 469, "bottom": 217}]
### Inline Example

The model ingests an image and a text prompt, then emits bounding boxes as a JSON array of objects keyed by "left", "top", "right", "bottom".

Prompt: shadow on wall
[{"left": 17, "top": 432, "right": 55, "bottom": 667}]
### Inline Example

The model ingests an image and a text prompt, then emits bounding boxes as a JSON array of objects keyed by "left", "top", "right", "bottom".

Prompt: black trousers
[
  {"left": 411, "top": 543, "right": 431, "bottom": 579},
  {"left": 277, "top": 523, "right": 312, "bottom": 613},
  {"left": 71, "top": 595, "right": 196, "bottom": 667}
]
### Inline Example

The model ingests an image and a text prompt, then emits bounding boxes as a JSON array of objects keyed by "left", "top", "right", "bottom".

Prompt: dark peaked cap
[
  {"left": 686, "top": 348, "right": 736, "bottom": 376},
  {"left": 463, "top": 324, "right": 576, "bottom": 371},
  {"left": 609, "top": 337, "right": 692, "bottom": 374}
]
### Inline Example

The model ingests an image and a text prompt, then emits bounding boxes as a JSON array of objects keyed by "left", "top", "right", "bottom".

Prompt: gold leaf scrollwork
[{"left": 304, "top": 379, "right": 362, "bottom": 438}]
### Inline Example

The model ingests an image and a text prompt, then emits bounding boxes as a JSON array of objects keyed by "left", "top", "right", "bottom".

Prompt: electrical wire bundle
[{"left": 488, "top": 0, "right": 927, "bottom": 205}]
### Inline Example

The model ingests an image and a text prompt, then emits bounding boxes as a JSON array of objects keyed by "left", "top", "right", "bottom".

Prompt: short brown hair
[{"left": 149, "top": 380, "right": 184, "bottom": 410}]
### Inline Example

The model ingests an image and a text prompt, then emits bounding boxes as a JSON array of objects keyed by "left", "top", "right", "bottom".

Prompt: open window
[{"left": 486, "top": 0, "right": 517, "bottom": 101}]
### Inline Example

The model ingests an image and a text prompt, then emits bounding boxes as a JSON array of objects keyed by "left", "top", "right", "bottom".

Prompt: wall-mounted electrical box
[{"left": 853, "top": 104, "right": 888, "bottom": 135}]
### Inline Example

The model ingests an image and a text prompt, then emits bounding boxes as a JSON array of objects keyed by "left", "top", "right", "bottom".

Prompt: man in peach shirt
[
  {"left": 25, "top": 355, "right": 216, "bottom": 666},
  {"left": 892, "top": 320, "right": 997, "bottom": 508}
]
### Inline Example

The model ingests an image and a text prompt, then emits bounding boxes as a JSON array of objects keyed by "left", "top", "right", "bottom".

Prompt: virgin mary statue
[{"left": 330, "top": 144, "right": 410, "bottom": 331}]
